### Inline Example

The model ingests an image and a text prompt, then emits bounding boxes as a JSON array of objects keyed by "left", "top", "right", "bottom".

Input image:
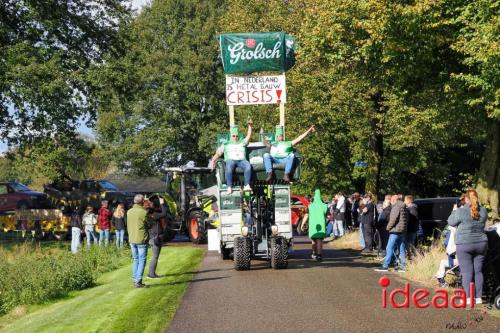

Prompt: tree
[
  {"left": 93, "top": 0, "right": 227, "bottom": 174},
  {"left": 221, "top": 0, "right": 486, "bottom": 198},
  {"left": 451, "top": 0, "right": 499, "bottom": 219},
  {"left": 0, "top": 0, "right": 130, "bottom": 154}
]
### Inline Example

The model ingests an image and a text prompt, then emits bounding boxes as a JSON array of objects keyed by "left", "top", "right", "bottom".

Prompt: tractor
[
  {"left": 215, "top": 137, "right": 302, "bottom": 270},
  {"left": 161, "top": 166, "right": 218, "bottom": 244}
]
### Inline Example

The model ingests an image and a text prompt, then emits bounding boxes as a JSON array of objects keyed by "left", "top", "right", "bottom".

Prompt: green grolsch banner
[{"left": 219, "top": 32, "right": 296, "bottom": 74}]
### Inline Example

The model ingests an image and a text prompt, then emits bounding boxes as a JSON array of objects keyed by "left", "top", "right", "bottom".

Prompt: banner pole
[
  {"left": 279, "top": 72, "right": 286, "bottom": 138},
  {"left": 229, "top": 105, "right": 235, "bottom": 127}
]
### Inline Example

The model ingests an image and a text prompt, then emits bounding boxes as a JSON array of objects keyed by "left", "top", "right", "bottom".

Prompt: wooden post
[
  {"left": 280, "top": 72, "right": 286, "bottom": 138},
  {"left": 229, "top": 105, "right": 235, "bottom": 127}
]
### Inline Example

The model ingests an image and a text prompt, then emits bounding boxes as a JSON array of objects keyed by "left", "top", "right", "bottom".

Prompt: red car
[{"left": 0, "top": 182, "right": 50, "bottom": 212}]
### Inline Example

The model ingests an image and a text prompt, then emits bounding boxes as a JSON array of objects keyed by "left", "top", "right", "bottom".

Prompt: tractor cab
[{"left": 162, "top": 166, "right": 218, "bottom": 244}]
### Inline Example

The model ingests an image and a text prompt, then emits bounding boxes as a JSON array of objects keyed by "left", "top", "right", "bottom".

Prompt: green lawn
[{"left": 0, "top": 246, "right": 204, "bottom": 333}]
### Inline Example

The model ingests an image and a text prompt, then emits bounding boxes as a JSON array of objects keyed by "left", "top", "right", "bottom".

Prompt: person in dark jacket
[
  {"left": 405, "top": 195, "right": 419, "bottom": 256},
  {"left": 448, "top": 189, "right": 488, "bottom": 306},
  {"left": 70, "top": 207, "right": 83, "bottom": 253},
  {"left": 376, "top": 195, "right": 392, "bottom": 255},
  {"left": 375, "top": 195, "right": 408, "bottom": 272},
  {"left": 112, "top": 203, "right": 127, "bottom": 248},
  {"left": 146, "top": 197, "right": 167, "bottom": 279},
  {"left": 360, "top": 193, "right": 375, "bottom": 253}
]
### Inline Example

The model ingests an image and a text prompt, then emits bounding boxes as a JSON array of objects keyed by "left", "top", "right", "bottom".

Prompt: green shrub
[{"left": 0, "top": 243, "right": 129, "bottom": 315}]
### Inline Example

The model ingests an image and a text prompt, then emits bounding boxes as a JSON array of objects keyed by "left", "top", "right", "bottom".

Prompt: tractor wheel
[
  {"left": 233, "top": 237, "right": 251, "bottom": 270},
  {"left": 187, "top": 211, "right": 207, "bottom": 244},
  {"left": 220, "top": 246, "right": 231, "bottom": 260},
  {"left": 270, "top": 236, "right": 288, "bottom": 269}
]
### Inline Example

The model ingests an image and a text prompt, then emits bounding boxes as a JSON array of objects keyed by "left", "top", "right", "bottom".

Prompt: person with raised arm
[
  {"left": 261, "top": 125, "right": 315, "bottom": 183},
  {"left": 210, "top": 121, "right": 253, "bottom": 194}
]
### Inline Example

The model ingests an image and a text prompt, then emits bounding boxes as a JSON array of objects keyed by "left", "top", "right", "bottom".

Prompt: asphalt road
[{"left": 167, "top": 236, "right": 500, "bottom": 333}]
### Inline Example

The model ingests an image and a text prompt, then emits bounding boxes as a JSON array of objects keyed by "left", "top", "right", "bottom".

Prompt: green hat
[
  {"left": 275, "top": 125, "right": 284, "bottom": 136},
  {"left": 230, "top": 126, "right": 239, "bottom": 135}
]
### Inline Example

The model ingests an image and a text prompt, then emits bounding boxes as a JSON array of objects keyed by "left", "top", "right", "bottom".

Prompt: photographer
[{"left": 145, "top": 197, "right": 167, "bottom": 279}]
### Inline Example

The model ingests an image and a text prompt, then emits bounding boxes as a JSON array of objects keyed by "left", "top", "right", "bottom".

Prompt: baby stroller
[{"left": 484, "top": 228, "right": 500, "bottom": 309}]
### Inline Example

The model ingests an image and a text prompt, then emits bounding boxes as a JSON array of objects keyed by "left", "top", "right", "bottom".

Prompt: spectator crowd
[{"left": 68, "top": 196, "right": 167, "bottom": 288}]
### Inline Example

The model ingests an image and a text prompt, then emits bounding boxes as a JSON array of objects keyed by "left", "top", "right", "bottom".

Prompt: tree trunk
[
  {"left": 365, "top": 92, "right": 385, "bottom": 201},
  {"left": 476, "top": 120, "right": 499, "bottom": 223}
]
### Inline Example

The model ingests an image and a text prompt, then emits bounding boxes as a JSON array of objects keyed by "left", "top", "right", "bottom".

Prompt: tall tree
[
  {"left": 221, "top": 0, "right": 485, "bottom": 198},
  {"left": 451, "top": 0, "right": 499, "bottom": 219},
  {"left": 94, "top": 0, "right": 227, "bottom": 174},
  {"left": 0, "top": 0, "right": 131, "bottom": 148}
]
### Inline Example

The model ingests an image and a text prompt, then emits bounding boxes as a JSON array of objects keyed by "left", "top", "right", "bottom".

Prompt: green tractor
[
  {"left": 161, "top": 166, "right": 218, "bottom": 244},
  {"left": 214, "top": 135, "right": 302, "bottom": 270}
]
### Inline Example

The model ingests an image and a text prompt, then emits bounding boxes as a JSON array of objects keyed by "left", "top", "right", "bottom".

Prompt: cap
[
  {"left": 275, "top": 125, "right": 284, "bottom": 136},
  {"left": 230, "top": 126, "right": 239, "bottom": 135}
]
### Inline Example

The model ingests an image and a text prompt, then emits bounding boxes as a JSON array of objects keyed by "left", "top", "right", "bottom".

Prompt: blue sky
[{"left": 0, "top": 0, "right": 150, "bottom": 154}]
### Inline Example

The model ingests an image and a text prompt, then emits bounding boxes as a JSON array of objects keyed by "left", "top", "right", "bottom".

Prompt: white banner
[{"left": 225, "top": 75, "right": 286, "bottom": 105}]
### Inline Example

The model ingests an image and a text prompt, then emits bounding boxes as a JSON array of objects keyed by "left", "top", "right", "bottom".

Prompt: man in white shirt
[{"left": 334, "top": 192, "right": 346, "bottom": 237}]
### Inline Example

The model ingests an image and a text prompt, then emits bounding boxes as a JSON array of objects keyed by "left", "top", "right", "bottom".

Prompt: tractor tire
[
  {"left": 233, "top": 237, "right": 251, "bottom": 270},
  {"left": 270, "top": 236, "right": 288, "bottom": 269},
  {"left": 187, "top": 211, "right": 207, "bottom": 244}
]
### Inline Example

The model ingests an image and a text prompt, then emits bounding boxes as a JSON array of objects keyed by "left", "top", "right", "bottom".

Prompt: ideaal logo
[{"left": 379, "top": 276, "right": 474, "bottom": 309}]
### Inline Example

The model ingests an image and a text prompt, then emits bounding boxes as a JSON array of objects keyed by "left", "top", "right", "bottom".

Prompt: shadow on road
[{"left": 150, "top": 276, "right": 230, "bottom": 287}]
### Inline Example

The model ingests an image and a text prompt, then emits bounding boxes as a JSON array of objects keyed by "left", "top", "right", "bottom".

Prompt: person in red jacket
[{"left": 98, "top": 200, "right": 112, "bottom": 246}]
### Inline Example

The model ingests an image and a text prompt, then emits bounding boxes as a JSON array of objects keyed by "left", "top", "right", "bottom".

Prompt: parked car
[
  {"left": 414, "top": 197, "right": 459, "bottom": 240},
  {"left": 0, "top": 181, "right": 52, "bottom": 212}
]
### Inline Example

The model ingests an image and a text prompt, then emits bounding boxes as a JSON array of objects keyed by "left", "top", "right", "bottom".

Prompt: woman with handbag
[{"left": 145, "top": 197, "right": 167, "bottom": 279}]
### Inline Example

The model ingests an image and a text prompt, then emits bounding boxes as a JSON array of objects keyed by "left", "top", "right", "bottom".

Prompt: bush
[{"left": 0, "top": 243, "right": 129, "bottom": 315}]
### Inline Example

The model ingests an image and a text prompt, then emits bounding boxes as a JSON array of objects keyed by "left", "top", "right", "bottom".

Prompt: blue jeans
[
  {"left": 225, "top": 159, "right": 251, "bottom": 186},
  {"left": 115, "top": 229, "right": 125, "bottom": 248},
  {"left": 71, "top": 227, "right": 81, "bottom": 253},
  {"left": 333, "top": 219, "right": 344, "bottom": 237},
  {"left": 85, "top": 228, "right": 97, "bottom": 247},
  {"left": 99, "top": 229, "right": 110, "bottom": 246},
  {"left": 326, "top": 222, "right": 334, "bottom": 237},
  {"left": 383, "top": 233, "right": 406, "bottom": 270},
  {"left": 263, "top": 153, "right": 294, "bottom": 174},
  {"left": 406, "top": 232, "right": 417, "bottom": 247},
  {"left": 130, "top": 243, "right": 148, "bottom": 284},
  {"left": 359, "top": 223, "right": 365, "bottom": 248}
]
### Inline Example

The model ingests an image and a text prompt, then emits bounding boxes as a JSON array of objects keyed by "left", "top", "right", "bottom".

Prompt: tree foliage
[
  {"left": 93, "top": 0, "right": 227, "bottom": 174},
  {"left": 0, "top": 0, "right": 130, "bottom": 147}
]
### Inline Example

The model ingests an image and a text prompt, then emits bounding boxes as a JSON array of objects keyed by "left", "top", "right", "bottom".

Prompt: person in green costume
[
  {"left": 308, "top": 188, "right": 327, "bottom": 261},
  {"left": 210, "top": 122, "right": 253, "bottom": 194},
  {"left": 261, "top": 125, "right": 315, "bottom": 183}
]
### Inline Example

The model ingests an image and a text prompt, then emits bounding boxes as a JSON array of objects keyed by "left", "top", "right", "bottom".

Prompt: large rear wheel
[
  {"left": 187, "top": 211, "right": 207, "bottom": 244},
  {"left": 270, "top": 236, "right": 288, "bottom": 269},
  {"left": 234, "top": 237, "right": 251, "bottom": 270}
]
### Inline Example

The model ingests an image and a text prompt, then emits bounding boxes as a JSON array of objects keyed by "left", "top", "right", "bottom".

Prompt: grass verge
[
  {"left": 0, "top": 246, "right": 205, "bottom": 333},
  {"left": 328, "top": 230, "right": 363, "bottom": 251},
  {"left": 0, "top": 243, "right": 129, "bottom": 315}
]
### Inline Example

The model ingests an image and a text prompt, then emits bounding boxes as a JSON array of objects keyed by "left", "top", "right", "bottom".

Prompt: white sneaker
[
  {"left": 475, "top": 298, "right": 483, "bottom": 304},
  {"left": 243, "top": 184, "right": 252, "bottom": 192},
  {"left": 227, "top": 187, "right": 232, "bottom": 194}
]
